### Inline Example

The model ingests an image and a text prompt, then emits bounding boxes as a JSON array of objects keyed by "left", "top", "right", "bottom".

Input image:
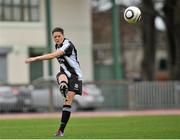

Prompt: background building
[{"left": 0, "top": 0, "right": 93, "bottom": 84}]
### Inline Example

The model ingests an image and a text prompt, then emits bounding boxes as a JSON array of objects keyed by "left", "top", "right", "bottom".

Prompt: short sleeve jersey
[{"left": 55, "top": 38, "right": 83, "bottom": 80}]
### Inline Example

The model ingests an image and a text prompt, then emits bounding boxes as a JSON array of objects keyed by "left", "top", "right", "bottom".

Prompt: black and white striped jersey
[{"left": 55, "top": 38, "right": 83, "bottom": 80}]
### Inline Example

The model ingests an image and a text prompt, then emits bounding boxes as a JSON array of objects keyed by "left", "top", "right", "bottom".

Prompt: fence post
[{"left": 128, "top": 83, "right": 135, "bottom": 110}]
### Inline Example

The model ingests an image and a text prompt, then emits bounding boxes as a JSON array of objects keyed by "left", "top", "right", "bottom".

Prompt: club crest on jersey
[
  {"left": 74, "top": 84, "right": 78, "bottom": 89},
  {"left": 58, "top": 58, "right": 65, "bottom": 64}
]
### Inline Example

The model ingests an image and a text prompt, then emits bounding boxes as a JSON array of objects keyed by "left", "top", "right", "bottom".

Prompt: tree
[
  {"left": 141, "top": 0, "right": 180, "bottom": 80},
  {"left": 163, "top": 0, "right": 180, "bottom": 79},
  {"left": 141, "top": 0, "right": 156, "bottom": 80}
]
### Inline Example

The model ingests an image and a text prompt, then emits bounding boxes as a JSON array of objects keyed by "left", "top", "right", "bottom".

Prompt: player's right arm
[{"left": 25, "top": 50, "right": 64, "bottom": 64}]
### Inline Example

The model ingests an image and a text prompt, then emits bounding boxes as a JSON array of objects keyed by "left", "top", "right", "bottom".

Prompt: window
[
  {"left": 158, "top": 58, "right": 168, "bottom": 71},
  {"left": 29, "top": 47, "right": 45, "bottom": 81},
  {"left": 0, "top": 54, "right": 7, "bottom": 83},
  {"left": 0, "top": 0, "right": 40, "bottom": 22},
  {"left": 0, "top": 47, "right": 12, "bottom": 83},
  {"left": 4, "top": 0, "right": 12, "bottom": 21},
  {"left": 13, "top": 0, "right": 21, "bottom": 21},
  {"left": 0, "top": 0, "right": 2, "bottom": 20}
]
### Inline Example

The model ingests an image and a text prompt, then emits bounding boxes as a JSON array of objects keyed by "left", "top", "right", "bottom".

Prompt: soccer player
[{"left": 25, "top": 27, "right": 83, "bottom": 136}]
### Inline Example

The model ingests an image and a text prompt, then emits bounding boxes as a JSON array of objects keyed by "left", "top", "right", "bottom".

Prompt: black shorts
[{"left": 56, "top": 72, "right": 82, "bottom": 95}]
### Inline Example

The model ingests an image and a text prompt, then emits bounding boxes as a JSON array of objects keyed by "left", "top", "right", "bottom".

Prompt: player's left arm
[{"left": 25, "top": 50, "right": 64, "bottom": 64}]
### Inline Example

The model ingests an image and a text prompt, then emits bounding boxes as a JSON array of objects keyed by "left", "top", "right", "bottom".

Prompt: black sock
[{"left": 60, "top": 105, "right": 71, "bottom": 132}]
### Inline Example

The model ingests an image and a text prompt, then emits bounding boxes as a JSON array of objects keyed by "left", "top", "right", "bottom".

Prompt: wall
[
  {"left": 51, "top": 0, "right": 93, "bottom": 81},
  {"left": 0, "top": 0, "right": 93, "bottom": 84},
  {"left": 0, "top": 0, "right": 46, "bottom": 84}
]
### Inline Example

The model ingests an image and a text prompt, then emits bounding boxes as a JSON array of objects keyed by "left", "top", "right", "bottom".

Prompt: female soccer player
[{"left": 25, "top": 27, "right": 83, "bottom": 136}]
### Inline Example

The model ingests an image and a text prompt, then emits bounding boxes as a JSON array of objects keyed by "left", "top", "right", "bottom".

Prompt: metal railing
[
  {"left": 93, "top": 80, "right": 180, "bottom": 110},
  {"left": 128, "top": 81, "right": 180, "bottom": 109},
  {"left": 1, "top": 80, "right": 180, "bottom": 113}
]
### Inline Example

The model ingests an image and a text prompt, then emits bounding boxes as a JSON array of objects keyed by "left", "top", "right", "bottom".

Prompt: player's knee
[
  {"left": 64, "top": 97, "right": 72, "bottom": 105},
  {"left": 59, "top": 81, "right": 68, "bottom": 97}
]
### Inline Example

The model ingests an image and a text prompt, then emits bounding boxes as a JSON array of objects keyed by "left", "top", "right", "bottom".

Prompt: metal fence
[
  {"left": 1, "top": 81, "right": 180, "bottom": 113},
  {"left": 94, "top": 81, "right": 129, "bottom": 110},
  {"left": 128, "top": 81, "right": 180, "bottom": 110},
  {"left": 95, "top": 81, "right": 180, "bottom": 110}
]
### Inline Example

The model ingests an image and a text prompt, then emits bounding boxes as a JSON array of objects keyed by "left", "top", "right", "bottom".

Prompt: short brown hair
[{"left": 52, "top": 27, "right": 64, "bottom": 35}]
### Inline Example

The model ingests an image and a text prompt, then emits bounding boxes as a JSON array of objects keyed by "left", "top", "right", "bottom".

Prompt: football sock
[{"left": 60, "top": 105, "right": 71, "bottom": 132}]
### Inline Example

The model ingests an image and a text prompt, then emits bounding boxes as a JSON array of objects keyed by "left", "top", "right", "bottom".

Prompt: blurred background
[{"left": 0, "top": 0, "right": 180, "bottom": 113}]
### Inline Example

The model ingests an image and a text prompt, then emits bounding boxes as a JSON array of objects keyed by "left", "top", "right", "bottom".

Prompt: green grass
[{"left": 0, "top": 115, "right": 180, "bottom": 139}]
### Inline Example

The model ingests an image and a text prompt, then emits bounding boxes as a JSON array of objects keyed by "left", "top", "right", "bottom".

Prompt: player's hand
[{"left": 25, "top": 57, "right": 37, "bottom": 64}]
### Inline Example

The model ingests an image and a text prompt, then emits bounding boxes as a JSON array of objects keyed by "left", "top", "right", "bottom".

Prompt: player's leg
[
  {"left": 60, "top": 91, "right": 75, "bottom": 132},
  {"left": 55, "top": 73, "right": 82, "bottom": 136},
  {"left": 55, "top": 73, "right": 75, "bottom": 136},
  {"left": 55, "top": 91, "right": 75, "bottom": 136}
]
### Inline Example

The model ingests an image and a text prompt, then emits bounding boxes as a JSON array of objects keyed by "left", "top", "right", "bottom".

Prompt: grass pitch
[{"left": 0, "top": 115, "right": 180, "bottom": 139}]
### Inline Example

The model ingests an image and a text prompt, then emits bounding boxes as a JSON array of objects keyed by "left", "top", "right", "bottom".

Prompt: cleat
[
  {"left": 59, "top": 83, "right": 68, "bottom": 97},
  {"left": 54, "top": 129, "right": 64, "bottom": 137}
]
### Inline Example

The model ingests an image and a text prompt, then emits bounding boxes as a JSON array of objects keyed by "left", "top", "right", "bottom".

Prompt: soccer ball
[{"left": 124, "top": 6, "right": 141, "bottom": 24}]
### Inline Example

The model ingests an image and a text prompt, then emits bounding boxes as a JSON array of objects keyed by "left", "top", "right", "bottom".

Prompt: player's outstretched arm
[{"left": 25, "top": 50, "right": 64, "bottom": 64}]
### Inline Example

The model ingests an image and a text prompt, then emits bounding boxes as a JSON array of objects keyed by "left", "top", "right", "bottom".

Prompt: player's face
[{"left": 53, "top": 32, "right": 64, "bottom": 45}]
